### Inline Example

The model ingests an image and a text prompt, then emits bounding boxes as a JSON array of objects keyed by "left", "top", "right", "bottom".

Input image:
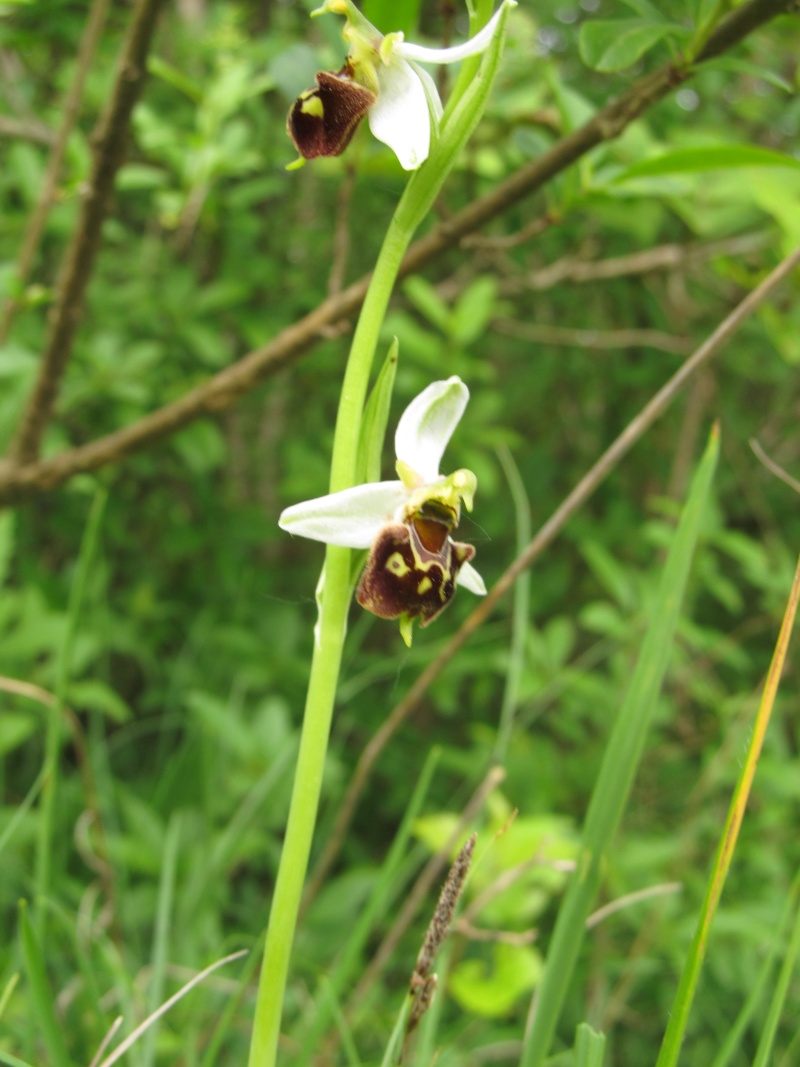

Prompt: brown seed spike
[{"left": 287, "top": 69, "right": 376, "bottom": 160}]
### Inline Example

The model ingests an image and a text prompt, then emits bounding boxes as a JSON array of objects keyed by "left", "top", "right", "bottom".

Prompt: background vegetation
[{"left": 1, "top": 0, "right": 799, "bottom": 1064}]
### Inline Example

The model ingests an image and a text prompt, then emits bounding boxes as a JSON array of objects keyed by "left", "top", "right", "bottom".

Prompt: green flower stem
[
  {"left": 248, "top": 186, "right": 427, "bottom": 1067},
  {"left": 248, "top": 13, "right": 513, "bottom": 1063}
]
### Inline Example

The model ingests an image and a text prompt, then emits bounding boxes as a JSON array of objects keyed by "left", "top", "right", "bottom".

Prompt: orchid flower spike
[
  {"left": 279, "top": 377, "right": 486, "bottom": 645},
  {"left": 287, "top": 0, "right": 516, "bottom": 171}
]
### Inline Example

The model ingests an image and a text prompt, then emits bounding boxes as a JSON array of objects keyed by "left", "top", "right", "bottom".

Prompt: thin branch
[
  {"left": 750, "top": 438, "right": 800, "bottom": 495},
  {"left": 305, "top": 241, "right": 800, "bottom": 898},
  {"left": 0, "top": 0, "right": 111, "bottom": 345},
  {"left": 586, "top": 882, "right": 683, "bottom": 930},
  {"left": 503, "top": 233, "right": 767, "bottom": 293},
  {"left": 0, "top": 114, "right": 56, "bottom": 146},
  {"left": 493, "top": 319, "right": 693, "bottom": 356},
  {"left": 0, "top": 0, "right": 789, "bottom": 504},
  {"left": 8, "top": 0, "right": 168, "bottom": 466}
]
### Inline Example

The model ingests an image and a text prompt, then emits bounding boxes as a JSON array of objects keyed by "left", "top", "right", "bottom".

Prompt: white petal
[
  {"left": 409, "top": 60, "right": 443, "bottom": 126},
  {"left": 369, "top": 56, "right": 430, "bottom": 170},
  {"left": 394, "top": 1, "right": 515, "bottom": 64},
  {"left": 394, "top": 376, "right": 469, "bottom": 483},
  {"left": 279, "top": 482, "right": 408, "bottom": 548},
  {"left": 457, "top": 560, "right": 486, "bottom": 595}
]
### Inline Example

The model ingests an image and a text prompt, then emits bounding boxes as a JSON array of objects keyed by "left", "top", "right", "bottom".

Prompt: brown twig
[
  {"left": 586, "top": 882, "right": 683, "bottom": 930},
  {"left": 493, "top": 319, "right": 693, "bottom": 356},
  {"left": 327, "top": 163, "right": 357, "bottom": 297},
  {"left": 503, "top": 233, "right": 767, "bottom": 293},
  {"left": 0, "top": 115, "right": 56, "bottom": 146},
  {"left": 0, "top": 0, "right": 111, "bottom": 345},
  {"left": 8, "top": 0, "right": 168, "bottom": 466},
  {"left": 0, "top": 0, "right": 789, "bottom": 504},
  {"left": 750, "top": 437, "right": 800, "bottom": 495},
  {"left": 304, "top": 241, "right": 800, "bottom": 902}
]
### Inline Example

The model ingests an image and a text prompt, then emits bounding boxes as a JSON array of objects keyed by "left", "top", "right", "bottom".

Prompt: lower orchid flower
[
  {"left": 287, "top": 0, "right": 516, "bottom": 171},
  {"left": 279, "top": 376, "right": 486, "bottom": 644}
]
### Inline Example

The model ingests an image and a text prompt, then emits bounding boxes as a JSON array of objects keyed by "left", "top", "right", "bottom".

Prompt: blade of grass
[
  {"left": 709, "top": 872, "right": 800, "bottom": 1067},
  {"left": 656, "top": 549, "right": 800, "bottom": 1067},
  {"left": 97, "top": 949, "right": 248, "bottom": 1067},
  {"left": 379, "top": 994, "right": 413, "bottom": 1067},
  {"left": 0, "top": 1052, "right": 37, "bottom": 1067},
  {"left": 18, "top": 900, "right": 72, "bottom": 1067},
  {"left": 753, "top": 874, "right": 800, "bottom": 1067},
  {"left": 574, "top": 1022, "right": 606, "bottom": 1067},
  {"left": 295, "top": 747, "right": 441, "bottom": 1058},
  {"left": 0, "top": 767, "right": 45, "bottom": 856},
  {"left": 0, "top": 973, "right": 19, "bottom": 1021},
  {"left": 493, "top": 445, "right": 532, "bottom": 764},
  {"left": 521, "top": 425, "right": 720, "bottom": 1067},
  {"left": 35, "top": 487, "right": 107, "bottom": 922},
  {"left": 142, "top": 812, "right": 181, "bottom": 1067},
  {"left": 199, "top": 941, "right": 263, "bottom": 1067},
  {"left": 320, "top": 977, "right": 363, "bottom": 1067}
]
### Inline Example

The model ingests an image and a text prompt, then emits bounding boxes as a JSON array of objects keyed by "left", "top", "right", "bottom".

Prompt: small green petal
[{"left": 400, "top": 613, "right": 414, "bottom": 647}]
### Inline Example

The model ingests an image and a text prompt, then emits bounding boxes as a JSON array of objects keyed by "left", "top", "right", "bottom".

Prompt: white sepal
[
  {"left": 279, "top": 481, "right": 407, "bottom": 548},
  {"left": 394, "top": 376, "right": 469, "bottom": 483},
  {"left": 394, "top": 1, "right": 515, "bottom": 64}
]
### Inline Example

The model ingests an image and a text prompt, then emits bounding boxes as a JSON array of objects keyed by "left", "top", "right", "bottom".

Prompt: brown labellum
[
  {"left": 287, "top": 67, "right": 376, "bottom": 160},
  {"left": 356, "top": 518, "right": 476, "bottom": 627}
]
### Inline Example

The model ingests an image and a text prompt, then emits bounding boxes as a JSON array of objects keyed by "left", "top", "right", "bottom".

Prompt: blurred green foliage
[{"left": 1, "top": 0, "right": 799, "bottom": 1064}]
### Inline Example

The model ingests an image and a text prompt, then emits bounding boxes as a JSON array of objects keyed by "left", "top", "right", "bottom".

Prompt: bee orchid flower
[
  {"left": 279, "top": 376, "right": 486, "bottom": 644},
  {"left": 287, "top": 0, "right": 516, "bottom": 171}
]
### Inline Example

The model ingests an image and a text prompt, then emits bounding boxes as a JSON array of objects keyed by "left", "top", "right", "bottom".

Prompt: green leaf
[
  {"left": 0, "top": 712, "right": 37, "bottom": 757},
  {"left": 450, "top": 942, "right": 543, "bottom": 1017},
  {"left": 579, "top": 19, "right": 684, "bottom": 72},
  {"left": 403, "top": 276, "right": 450, "bottom": 334},
  {"left": 451, "top": 276, "right": 497, "bottom": 346},
  {"left": 614, "top": 145, "right": 800, "bottom": 182},
  {"left": 356, "top": 338, "right": 399, "bottom": 485},
  {"left": 19, "top": 902, "right": 72, "bottom": 1067},
  {"left": 172, "top": 419, "right": 227, "bottom": 474},
  {"left": 67, "top": 679, "right": 132, "bottom": 723},
  {"left": 520, "top": 426, "right": 719, "bottom": 1067},
  {"left": 700, "top": 57, "right": 794, "bottom": 94}
]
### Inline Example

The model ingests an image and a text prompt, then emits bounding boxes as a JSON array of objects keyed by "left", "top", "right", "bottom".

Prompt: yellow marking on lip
[
  {"left": 386, "top": 552, "right": 411, "bottom": 577},
  {"left": 417, "top": 576, "right": 433, "bottom": 595},
  {"left": 300, "top": 95, "right": 324, "bottom": 117}
]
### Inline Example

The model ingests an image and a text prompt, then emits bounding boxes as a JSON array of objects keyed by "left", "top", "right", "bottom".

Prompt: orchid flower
[
  {"left": 287, "top": 0, "right": 516, "bottom": 171},
  {"left": 279, "top": 376, "right": 486, "bottom": 644}
]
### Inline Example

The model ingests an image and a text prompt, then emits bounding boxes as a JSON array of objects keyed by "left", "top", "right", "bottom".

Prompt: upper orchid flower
[
  {"left": 287, "top": 0, "right": 516, "bottom": 171},
  {"left": 279, "top": 377, "right": 486, "bottom": 644}
]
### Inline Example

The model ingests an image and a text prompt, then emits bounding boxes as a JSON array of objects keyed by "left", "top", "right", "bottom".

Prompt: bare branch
[
  {"left": 493, "top": 319, "right": 693, "bottom": 356},
  {"left": 0, "top": 0, "right": 111, "bottom": 345},
  {"left": 8, "top": 0, "right": 169, "bottom": 465},
  {"left": 0, "top": 115, "right": 56, "bottom": 146},
  {"left": 750, "top": 438, "right": 800, "bottom": 495},
  {"left": 0, "top": 0, "right": 790, "bottom": 503}
]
